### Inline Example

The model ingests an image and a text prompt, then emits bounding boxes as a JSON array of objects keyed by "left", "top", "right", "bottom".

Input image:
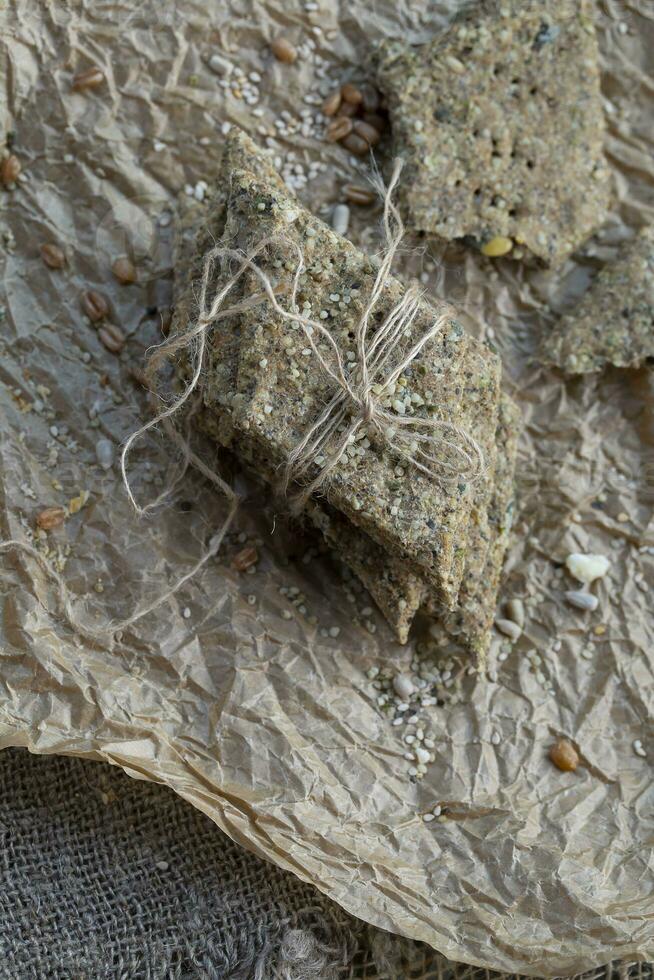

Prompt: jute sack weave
[{"left": 0, "top": 748, "right": 648, "bottom": 980}]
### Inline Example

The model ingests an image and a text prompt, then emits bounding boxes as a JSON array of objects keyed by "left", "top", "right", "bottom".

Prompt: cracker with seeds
[
  {"left": 208, "top": 163, "right": 502, "bottom": 605},
  {"left": 541, "top": 226, "right": 654, "bottom": 373},
  {"left": 171, "top": 138, "right": 433, "bottom": 642},
  {"left": 376, "top": 0, "right": 610, "bottom": 265},
  {"left": 425, "top": 393, "right": 520, "bottom": 662},
  {"left": 172, "top": 129, "right": 516, "bottom": 647}
]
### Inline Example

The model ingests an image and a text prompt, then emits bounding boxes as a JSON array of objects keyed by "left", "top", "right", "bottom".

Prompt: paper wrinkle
[{"left": 2, "top": 0, "right": 654, "bottom": 975}]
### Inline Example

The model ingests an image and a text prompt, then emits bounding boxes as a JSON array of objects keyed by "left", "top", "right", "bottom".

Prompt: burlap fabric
[
  {"left": 0, "top": 747, "right": 422, "bottom": 979},
  {"left": 0, "top": 748, "right": 650, "bottom": 980}
]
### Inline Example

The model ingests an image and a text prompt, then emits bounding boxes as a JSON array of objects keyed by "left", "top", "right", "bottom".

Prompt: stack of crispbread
[{"left": 172, "top": 130, "right": 520, "bottom": 660}]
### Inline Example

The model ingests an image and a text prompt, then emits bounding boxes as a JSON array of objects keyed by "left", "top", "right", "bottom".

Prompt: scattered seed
[
  {"left": 36, "top": 506, "right": 66, "bottom": 530},
  {"left": 564, "top": 590, "right": 599, "bottom": 612},
  {"left": 343, "top": 183, "right": 376, "bottom": 206},
  {"left": 360, "top": 84, "right": 380, "bottom": 113},
  {"left": 353, "top": 120, "right": 380, "bottom": 146},
  {"left": 112, "top": 256, "right": 137, "bottom": 284},
  {"left": 72, "top": 66, "right": 105, "bottom": 92},
  {"left": 326, "top": 116, "right": 353, "bottom": 142},
  {"left": 321, "top": 91, "right": 341, "bottom": 116},
  {"left": 422, "top": 812, "right": 435, "bottom": 823},
  {"left": 341, "top": 82, "right": 363, "bottom": 105},
  {"left": 445, "top": 55, "right": 465, "bottom": 74},
  {"left": 232, "top": 545, "right": 259, "bottom": 572},
  {"left": 341, "top": 132, "right": 370, "bottom": 156},
  {"left": 393, "top": 674, "right": 415, "bottom": 699},
  {"left": 505, "top": 598, "right": 525, "bottom": 628},
  {"left": 208, "top": 54, "right": 233, "bottom": 77},
  {"left": 632, "top": 738, "right": 647, "bottom": 758},
  {"left": 415, "top": 746, "right": 430, "bottom": 764},
  {"left": 68, "top": 490, "right": 90, "bottom": 514},
  {"left": 490, "top": 731, "right": 501, "bottom": 745},
  {"left": 183, "top": 606, "right": 191, "bottom": 619},
  {"left": 336, "top": 100, "right": 358, "bottom": 118},
  {"left": 98, "top": 322, "right": 125, "bottom": 353},
  {"left": 331, "top": 203, "right": 350, "bottom": 237},
  {"left": 494, "top": 617, "right": 522, "bottom": 642},
  {"left": 1, "top": 154, "right": 21, "bottom": 186},
  {"left": 481, "top": 236, "right": 513, "bottom": 257},
  {"left": 81, "top": 289, "right": 109, "bottom": 322},
  {"left": 565, "top": 553, "right": 610, "bottom": 585},
  {"left": 95, "top": 438, "right": 114, "bottom": 470},
  {"left": 549, "top": 738, "right": 579, "bottom": 772},
  {"left": 270, "top": 37, "right": 297, "bottom": 63},
  {"left": 40, "top": 243, "right": 66, "bottom": 269}
]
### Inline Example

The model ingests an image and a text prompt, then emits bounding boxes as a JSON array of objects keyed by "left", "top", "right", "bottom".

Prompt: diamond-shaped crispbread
[
  {"left": 376, "top": 0, "right": 610, "bottom": 265},
  {"left": 208, "top": 164, "right": 501, "bottom": 605},
  {"left": 172, "top": 129, "right": 517, "bottom": 647}
]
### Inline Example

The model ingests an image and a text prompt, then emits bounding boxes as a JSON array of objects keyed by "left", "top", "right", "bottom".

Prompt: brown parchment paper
[{"left": 1, "top": 0, "right": 654, "bottom": 974}]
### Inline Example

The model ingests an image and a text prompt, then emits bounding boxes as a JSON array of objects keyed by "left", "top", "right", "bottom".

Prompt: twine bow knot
[{"left": 123, "top": 159, "right": 484, "bottom": 520}]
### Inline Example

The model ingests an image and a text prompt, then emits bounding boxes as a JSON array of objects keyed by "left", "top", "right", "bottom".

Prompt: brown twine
[
  {"left": 122, "top": 158, "right": 483, "bottom": 515},
  {"left": 1, "top": 160, "right": 482, "bottom": 645}
]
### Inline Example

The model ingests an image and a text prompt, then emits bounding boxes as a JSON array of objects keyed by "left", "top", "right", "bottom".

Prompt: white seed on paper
[
  {"left": 209, "top": 54, "right": 233, "bottom": 77},
  {"left": 565, "top": 553, "right": 610, "bottom": 585},
  {"left": 393, "top": 674, "right": 415, "bottom": 699},
  {"left": 565, "top": 590, "right": 599, "bottom": 612},
  {"left": 495, "top": 618, "right": 522, "bottom": 642},
  {"left": 95, "top": 438, "right": 114, "bottom": 470},
  {"left": 505, "top": 598, "right": 525, "bottom": 628},
  {"left": 331, "top": 203, "right": 350, "bottom": 237}
]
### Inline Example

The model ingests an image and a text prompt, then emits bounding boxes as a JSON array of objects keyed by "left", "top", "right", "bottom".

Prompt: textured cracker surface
[
  {"left": 173, "top": 130, "right": 517, "bottom": 649},
  {"left": 376, "top": 0, "right": 610, "bottom": 265},
  {"left": 207, "top": 156, "right": 501, "bottom": 602},
  {"left": 435, "top": 394, "right": 520, "bottom": 661},
  {"left": 541, "top": 225, "right": 654, "bottom": 373}
]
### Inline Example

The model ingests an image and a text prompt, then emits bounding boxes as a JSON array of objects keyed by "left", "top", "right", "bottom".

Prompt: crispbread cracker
[
  {"left": 209, "top": 163, "right": 501, "bottom": 603},
  {"left": 541, "top": 226, "right": 654, "bottom": 373},
  {"left": 376, "top": 0, "right": 610, "bottom": 265}
]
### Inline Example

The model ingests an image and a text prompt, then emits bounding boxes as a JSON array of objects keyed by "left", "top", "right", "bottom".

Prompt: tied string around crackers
[
  {"left": 123, "top": 157, "right": 484, "bottom": 527},
  {"left": 0, "top": 160, "right": 484, "bottom": 646}
]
